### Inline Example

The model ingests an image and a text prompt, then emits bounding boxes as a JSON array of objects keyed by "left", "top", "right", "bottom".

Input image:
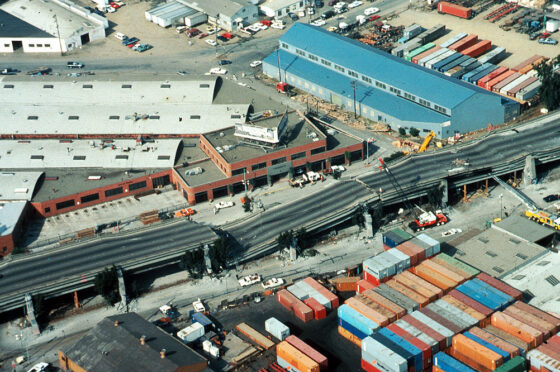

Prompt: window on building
[
  {"left": 83, "top": 84, "right": 93, "bottom": 89},
  {"left": 291, "top": 151, "right": 306, "bottom": 160},
  {"left": 121, "top": 84, "right": 132, "bottom": 88},
  {"left": 129, "top": 181, "right": 147, "bottom": 191},
  {"left": 271, "top": 157, "right": 286, "bottom": 165},
  {"left": 68, "top": 115, "right": 79, "bottom": 120},
  {"left": 361, "top": 76, "right": 372, "bottom": 84},
  {"left": 30, "top": 155, "right": 44, "bottom": 160},
  {"left": 311, "top": 147, "right": 325, "bottom": 155},
  {"left": 232, "top": 168, "right": 246, "bottom": 176},
  {"left": 320, "top": 59, "right": 332, "bottom": 67},
  {"left": 3, "top": 85, "right": 14, "bottom": 89},
  {"left": 105, "top": 187, "right": 123, "bottom": 197},
  {"left": 45, "top": 44, "right": 51, "bottom": 47},
  {"left": 29, "top": 44, "right": 35, "bottom": 47},
  {"left": 37, "top": 44, "right": 43, "bottom": 47},
  {"left": 45, "top": 207, "right": 50, "bottom": 213},
  {"left": 158, "top": 155, "right": 171, "bottom": 160},
  {"left": 199, "top": 84, "right": 210, "bottom": 88},
  {"left": 308, "top": 54, "right": 318, "bottom": 61},
  {"left": 81, "top": 193, "right": 99, "bottom": 204},
  {"left": 4, "top": 44, "right": 9, "bottom": 47},
  {"left": 296, "top": 49, "right": 306, "bottom": 56},
  {"left": 109, "top": 115, "right": 120, "bottom": 120},
  {"left": 348, "top": 70, "right": 358, "bottom": 78},
  {"left": 190, "top": 115, "right": 201, "bottom": 119},
  {"left": 56, "top": 199, "right": 75, "bottom": 210},
  {"left": 281, "top": 42, "right": 288, "bottom": 49},
  {"left": 43, "top": 85, "right": 53, "bottom": 89},
  {"left": 375, "top": 81, "right": 386, "bottom": 89},
  {"left": 115, "top": 155, "right": 128, "bottom": 160},
  {"left": 73, "top": 155, "right": 86, "bottom": 160},
  {"left": 231, "top": 114, "right": 241, "bottom": 119},
  {"left": 252, "top": 162, "right": 267, "bottom": 170},
  {"left": 28, "top": 116, "right": 38, "bottom": 120},
  {"left": 160, "top": 84, "right": 171, "bottom": 88},
  {"left": 334, "top": 65, "right": 345, "bottom": 73}
]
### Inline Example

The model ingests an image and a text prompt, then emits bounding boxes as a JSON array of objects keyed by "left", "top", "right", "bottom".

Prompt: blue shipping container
[
  {"left": 192, "top": 312, "right": 212, "bottom": 327},
  {"left": 468, "top": 64, "right": 498, "bottom": 84},
  {"left": 339, "top": 317, "right": 369, "bottom": 340},
  {"left": 471, "top": 278, "right": 513, "bottom": 306},
  {"left": 434, "top": 53, "right": 463, "bottom": 72},
  {"left": 455, "top": 282, "right": 501, "bottom": 311},
  {"left": 371, "top": 332, "right": 416, "bottom": 371},
  {"left": 379, "top": 328, "right": 423, "bottom": 372},
  {"left": 464, "top": 332, "right": 510, "bottom": 362},
  {"left": 338, "top": 304, "right": 378, "bottom": 336},
  {"left": 463, "top": 280, "right": 510, "bottom": 310},
  {"left": 433, "top": 352, "right": 477, "bottom": 372},
  {"left": 440, "top": 54, "right": 471, "bottom": 73}
]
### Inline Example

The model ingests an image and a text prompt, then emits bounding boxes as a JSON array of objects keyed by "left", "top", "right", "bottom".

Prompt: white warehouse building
[
  {"left": 177, "top": 0, "right": 258, "bottom": 31},
  {"left": 145, "top": 1, "right": 207, "bottom": 28},
  {"left": 0, "top": 0, "right": 107, "bottom": 53},
  {"left": 260, "top": 0, "right": 309, "bottom": 18}
]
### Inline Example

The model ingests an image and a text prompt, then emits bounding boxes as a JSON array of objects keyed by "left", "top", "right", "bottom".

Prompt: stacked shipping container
[{"left": 278, "top": 277, "right": 339, "bottom": 322}]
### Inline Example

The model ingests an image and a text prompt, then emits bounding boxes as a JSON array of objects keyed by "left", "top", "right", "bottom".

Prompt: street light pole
[
  {"left": 350, "top": 80, "right": 357, "bottom": 119},
  {"left": 499, "top": 194, "right": 503, "bottom": 220},
  {"left": 215, "top": 14, "right": 219, "bottom": 57}
]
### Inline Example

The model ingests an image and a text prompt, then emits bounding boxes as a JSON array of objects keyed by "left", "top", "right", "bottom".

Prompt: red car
[
  {"left": 369, "top": 15, "right": 380, "bottom": 21},
  {"left": 109, "top": 2, "right": 119, "bottom": 8}
]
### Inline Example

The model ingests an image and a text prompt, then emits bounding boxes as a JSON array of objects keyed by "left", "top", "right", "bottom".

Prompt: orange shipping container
[
  {"left": 449, "top": 346, "right": 493, "bottom": 372},
  {"left": 430, "top": 257, "right": 471, "bottom": 280},
  {"left": 277, "top": 341, "right": 320, "bottom": 372},
  {"left": 491, "top": 311, "right": 543, "bottom": 349},
  {"left": 386, "top": 280, "right": 430, "bottom": 307},
  {"left": 512, "top": 301, "right": 560, "bottom": 333},
  {"left": 333, "top": 276, "right": 360, "bottom": 292},
  {"left": 432, "top": 366, "right": 445, "bottom": 372},
  {"left": 452, "top": 334, "right": 503, "bottom": 370},
  {"left": 469, "top": 327, "right": 521, "bottom": 359},
  {"left": 441, "top": 295, "right": 487, "bottom": 325},
  {"left": 422, "top": 260, "right": 466, "bottom": 284},
  {"left": 399, "top": 271, "right": 443, "bottom": 298},
  {"left": 394, "top": 272, "right": 438, "bottom": 302},
  {"left": 338, "top": 326, "right": 361, "bottom": 347},
  {"left": 361, "top": 289, "right": 406, "bottom": 319},
  {"left": 412, "top": 265, "right": 457, "bottom": 292},
  {"left": 396, "top": 243, "right": 422, "bottom": 266},
  {"left": 504, "top": 306, "right": 553, "bottom": 338},
  {"left": 354, "top": 293, "right": 396, "bottom": 322},
  {"left": 345, "top": 297, "right": 389, "bottom": 326}
]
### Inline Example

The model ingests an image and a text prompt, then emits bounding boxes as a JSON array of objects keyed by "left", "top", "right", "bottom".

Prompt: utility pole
[
  {"left": 54, "top": 14, "right": 63, "bottom": 56},
  {"left": 276, "top": 47, "right": 282, "bottom": 83},
  {"left": 215, "top": 14, "right": 219, "bottom": 57},
  {"left": 243, "top": 168, "right": 248, "bottom": 197},
  {"left": 350, "top": 80, "right": 357, "bottom": 119}
]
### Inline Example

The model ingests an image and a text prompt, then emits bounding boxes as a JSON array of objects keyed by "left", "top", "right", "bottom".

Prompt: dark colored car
[
  {"left": 288, "top": 12, "right": 299, "bottom": 21},
  {"left": 321, "top": 10, "right": 335, "bottom": 19},
  {"left": 543, "top": 194, "right": 560, "bottom": 202},
  {"left": 216, "top": 35, "right": 228, "bottom": 42},
  {"left": 315, "top": 0, "right": 324, "bottom": 7},
  {"left": 218, "top": 60, "right": 232, "bottom": 65},
  {"left": 328, "top": 0, "right": 339, "bottom": 5},
  {"left": 123, "top": 37, "right": 139, "bottom": 45}
]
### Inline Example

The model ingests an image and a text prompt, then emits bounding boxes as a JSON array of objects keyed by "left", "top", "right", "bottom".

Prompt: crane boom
[{"left": 378, "top": 158, "right": 414, "bottom": 213}]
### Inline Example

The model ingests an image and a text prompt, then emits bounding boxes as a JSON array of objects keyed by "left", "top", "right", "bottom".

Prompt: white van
[{"left": 114, "top": 32, "right": 127, "bottom": 40}]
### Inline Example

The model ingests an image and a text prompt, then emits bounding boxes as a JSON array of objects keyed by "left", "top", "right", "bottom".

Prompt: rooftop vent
[
  {"left": 160, "top": 349, "right": 166, "bottom": 359},
  {"left": 140, "top": 335, "right": 146, "bottom": 345},
  {"left": 113, "top": 320, "right": 119, "bottom": 327}
]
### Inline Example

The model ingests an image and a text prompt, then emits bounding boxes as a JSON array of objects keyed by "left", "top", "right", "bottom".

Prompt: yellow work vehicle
[
  {"left": 525, "top": 209, "right": 560, "bottom": 230},
  {"left": 418, "top": 131, "right": 436, "bottom": 153}
]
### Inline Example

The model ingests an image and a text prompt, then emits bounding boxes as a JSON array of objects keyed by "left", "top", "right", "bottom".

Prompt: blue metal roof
[
  {"left": 280, "top": 23, "right": 497, "bottom": 109},
  {"left": 265, "top": 50, "right": 449, "bottom": 124}
]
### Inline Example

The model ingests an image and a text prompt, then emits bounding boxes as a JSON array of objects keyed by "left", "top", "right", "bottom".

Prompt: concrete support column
[
  {"left": 364, "top": 211, "right": 373, "bottom": 238},
  {"left": 24, "top": 293, "right": 40, "bottom": 335},
  {"left": 117, "top": 267, "right": 127, "bottom": 312},
  {"left": 207, "top": 189, "right": 214, "bottom": 202},
  {"left": 523, "top": 155, "right": 536, "bottom": 185},
  {"left": 267, "top": 174, "right": 272, "bottom": 187},
  {"left": 74, "top": 291, "right": 79, "bottom": 309},
  {"left": 289, "top": 237, "right": 298, "bottom": 262},
  {"left": 440, "top": 179, "right": 448, "bottom": 207}
]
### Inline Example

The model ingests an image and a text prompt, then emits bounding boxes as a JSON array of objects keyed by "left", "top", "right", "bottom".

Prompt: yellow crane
[
  {"left": 525, "top": 209, "right": 560, "bottom": 230},
  {"left": 418, "top": 131, "right": 436, "bottom": 153}
]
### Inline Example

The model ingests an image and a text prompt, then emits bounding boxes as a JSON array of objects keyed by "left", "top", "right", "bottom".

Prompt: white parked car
[
  {"left": 262, "top": 277, "right": 284, "bottom": 289},
  {"left": 27, "top": 363, "right": 49, "bottom": 372},
  {"left": 441, "top": 228, "right": 462, "bottom": 237},
  {"left": 215, "top": 200, "right": 234, "bottom": 209},
  {"left": 364, "top": 7, "right": 379, "bottom": 15},
  {"left": 356, "top": 14, "right": 366, "bottom": 24},
  {"left": 271, "top": 22, "right": 285, "bottom": 30},
  {"left": 334, "top": 1, "right": 346, "bottom": 9},
  {"left": 209, "top": 67, "right": 227, "bottom": 75},
  {"left": 250, "top": 60, "right": 262, "bottom": 68},
  {"left": 331, "top": 165, "right": 346, "bottom": 172},
  {"left": 205, "top": 39, "right": 217, "bottom": 46},
  {"left": 348, "top": 0, "right": 363, "bottom": 8},
  {"left": 192, "top": 298, "right": 206, "bottom": 312},
  {"left": 238, "top": 274, "right": 262, "bottom": 287},
  {"left": 311, "top": 19, "right": 326, "bottom": 26}
]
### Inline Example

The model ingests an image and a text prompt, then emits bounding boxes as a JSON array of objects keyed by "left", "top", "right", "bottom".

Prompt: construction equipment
[
  {"left": 418, "top": 131, "right": 436, "bottom": 153},
  {"left": 525, "top": 209, "right": 560, "bottom": 230},
  {"left": 378, "top": 158, "right": 415, "bottom": 213},
  {"left": 409, "top": 206, "right": 447, "bottom": 232}
]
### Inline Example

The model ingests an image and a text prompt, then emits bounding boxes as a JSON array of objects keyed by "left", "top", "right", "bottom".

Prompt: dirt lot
[{"left": 392, "top": 5, "right": 559, "bottom": 67}]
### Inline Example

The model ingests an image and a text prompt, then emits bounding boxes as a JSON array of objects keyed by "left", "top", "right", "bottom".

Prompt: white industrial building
[
  {"left": 145, "top": 1, "right": 207, "bottom": 28},
  {"left": 260, "top": 0, "right": 309, "bottom": 18},
  {"left": 177, "top": 0, "right": 258, "bottom": 31},
  {"left": 0, "top": 0, "right": 107, "bottom": 53}
]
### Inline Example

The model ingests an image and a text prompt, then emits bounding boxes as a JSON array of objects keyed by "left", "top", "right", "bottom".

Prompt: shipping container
[
  {"left": 492, "top": 72, "right": 522, "bottom": 93},
  {"left": 460, "top": 57, "right": 478, "bottom": 68},
  {"left": 508, "top": 76, "right": 538, "bottom": 97},
  {"left": 362, "top": 289, "right": 407, "bottom": 319},
  {"left": 236, "top": 322, "right": 276, "bottom": 350},
  {"left": 357, "top": 279, "right": 375, "bottom": 294},
  {"left": 388, "top": 323, "right": 432, "bottom": 370},
  {"left": 516, "top": 80, "right": 541, "bottom": 101},
  {"left": 412, "top": 265, "right": 457, "bottom": 292},
  {"left": 433, "top": 351, "right": 477, "bottom": 372},
  {"left": 386, "top": 280, "right": 429, "bottom": 308},
  {"left": 303, "top": 277, "right": 339, "bottom": 308},
  {"left": 461, "top": 62, "right": 494, "bottom": 83},
  {"left": 430, "top": 257, "right": 471, "bottom": 281},
  {"left": 361, "top": 357, "right": 388, "bottom": 372},
  {"left": 469, "top": 326, "right": 521, "bottom": 359},
  {"left": 433, "top": 52, "right": 464, "bottom": 72},
  {"left": 527, "top": 348, "right": 560, "bottom": 372},
  {"left": 177, "top": 322, "right": 205, "bottom": 343},
  {"left": 441, "top": 295, "right": 487, "bottom": 325},
  {"left": 400, "top": 271, "right": 443, "bottom": 298},
  {"left": 395, "top": 319, "right": 439, "bottom": 354},
  {"left": 362, "top": 336, "right": 408, "bottom": 372},
  {"left": 297, "top": 281, "right": 332, "bottom": 310},
  {"left": 379, "top": 327, "right": 423, "bottom": 372},
  {"left": 439, "top": 54, "right": 471, "bottom": 73},
  {"left": 416, "top": 24, "right": 446, "bottom": 44},
  {"left": 393, "top": 273, "right": 438, "bottom": 302},
  {"left": 500, "top": 74, "right": 532, "bottom": 95},
  {"left": 479, "top": 47, "right": 506, "bottom": 64},
  {"left": 265, "top": 317, "right": 290, "bottom": 341},
  {"left": 338, "top": 304, "right": 379, "bottom": 337},
  {"left": 440, "top": 32, "right": 468, "bottom": 48},
  {"left": 461, "top": 40, "right": 492, "bottom": 58},
  {"left": 434, "top": 254, "right": 479, "bottom": 278},
  {"left": 374, "top": 284, "right": 419, "bottom": 313},
  {"left": 332, "top": 276, "right": 360, "bottom": 292},
  {"left": 420, "top": 307, "right": 462, "bottom": 334},
  {"left": 449, "top": 346, "right": 493, "bottom": 372},
  {"left": 504, "top": 306, "right": 553, "bottom": 338},
  {"left": 398, "top": 241, "right": 427, "bottom": 264},
  {"left": 418, "top": 48, "right": 449, "bottom": 67},
  {"left": 403, "top": 314, "right": 447, "bottom": 351},
  {"left": 448, "top": 34, "right": 478, "bottom": 52},
  {"left": 192, "top": 312, "right": 213, "bottom": 328},
  {"left": 339, "top": 317, "right": 369, "bottom": 340},
  {"left": 416, "top": 234, "right": 441, "bottom": 256},
  {"left": 277, "top": 341, "right": 320, "bottom": 372},
  {"left": 519, "top": 56, "right": 547, "bottom": 74},
  {"left": 405, "top": 43, "right": 435, "bottom": 62},
  {"left": 427, "top": 302, "right": 473, "bottom": 330},
  {"left": 288, "top": 282, "right": 311, "bottom": 300},
  {"left": 471, "top": 279, "right": 513, "bottom": 308},
  {"left": 493, "top": 356, "right": 526, "bottom": 372},
  {"left": 470, "top": 64, "right": 499, "bottom": 84},
  {"left": 286, "top": 335, "right": 328, "bottom": 370},
  {"left": 448, "top": 289, "right": 493, "bottom": 317},
  {"left": 453, "top": 333, "right": 504, "bottom": 370},
  {"left": 438, "top": 1, "right": 472, "bottom": 18},
  {"left": 486, "top": 69, "right": 516, "bottom": 90},
  {"left": 395, "top": 244, "right": 421, "bottom": 267},
  {"left": 384, "top": 229, "right": 413, "bottom": 250},
  {"left": 371, "top": 332, "right": 417, "bottom": 372},
  {"left": 434, "top": 299, "right": 479, "bottom": 327},
  {"left": 455, "top": 282, "right": 502, "bottom": 311},
  {"left": 412, "top": 46, "right": 442, "bottom": 64},
  {"left": 491, "top": 312, "right": 543, "bottom": 349},
  {"left": 346, "top": 297, "right": 390, "bottom": 326},
  {"left": 536, "top": 343, "right": 560, "bottom": 361},
  {"left": 477, "top": 66, "right": 509, "bottom": 88},
  {"left": 304, "top": 297, "right": 327, "bottom": 320},
  {"left": 403, "top": 24, "right": 425, "bottom": 40},
  {"left": 464, "top": 331, "right": 510, "bottom": 362},
  {"left": 484, "top": 324, "right": 530, "bottom": 355},
  {"left": 511, "top": 55, "right": 544, "bottom": 72},
  {"left": 410, "top": 311, "right": 454, "bottom": 347},
  {"left": 338, "top": 325, "right": 362, "bottom": 347},
  {"left": 278, "top": 288, "right": 304, "bottom": 311},
  {"left": 511, "top": 301, "right": 560, "bottom": 333},
  {"left": 364, "top": 254, "right": 395, "bottom": 281},
  {"left": 422, "top": 260, "right": 466, "bottom": 284},
  {"left": 354, "top": 293, "right": 397, "bottom": 322},
  {"left": 386, "top": 248, "right": 411, "bottom": 272}
]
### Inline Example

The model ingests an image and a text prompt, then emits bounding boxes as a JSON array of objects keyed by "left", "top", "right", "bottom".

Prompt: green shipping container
[
  {"left": 435, "top": 253, "right": 480, "bottom": 278},
  {"left": 405, "top": 43, "right": 436, "bottom": 61},
  {"left": 391, "top": 228, "right": 413, "bottom": 241},
  {"left": 493, "top": 356, "right": 526, "bottom": 372}
]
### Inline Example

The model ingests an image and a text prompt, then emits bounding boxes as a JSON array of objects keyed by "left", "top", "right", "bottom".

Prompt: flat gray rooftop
[
  {"left": 449, "top": 225, "right": 547, "bottom": 277},
  {"left": 178, "top": 160, "right": 226, "bottom": 187},
  {"left": 204, "top": 112, "right": 325, "bottom": 164},
  {"left": 0, "top": 139, "right": 182, "bottom": 169},
  {"left": 0, "top": 171, "right": 43, "bottom": 201},
  {"left": 0, "top": 201, "right": 26, "bottom": 237},
  {"left": 494, "top": 214, "right": 554, "bottom": 243}
]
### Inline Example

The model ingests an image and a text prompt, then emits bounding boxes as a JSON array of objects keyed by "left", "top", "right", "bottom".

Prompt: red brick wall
[{"left": 0, "top": 235, "right": 15, "bottom": 257}]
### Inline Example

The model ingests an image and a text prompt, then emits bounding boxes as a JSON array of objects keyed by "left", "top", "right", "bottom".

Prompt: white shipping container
[
  {"left": 287, "top": 284, "right": 309, "bottom": 300},
  {"left": 265, "top": 317, "right": 290, "bottom": 341},
  {"left": 202, "top": 340, "right": 212, "bottom": 352},
  {"left": 409, "top": 311, "right": 454, "bottom": 346},
  {"left": 177, "top": 322, "right": 204, "bottom": 343},
  {"left": 395, "top": 319, "right": 439, "bottom": 353},
  {"left": 386, "top": 248, "right": 411, "bottom": 272},
  {"left": 416, "top": 234, "right": 440, "bottom": 255},
  {"left": 433, "top": 300, "right": 477, "bottom": 327},
  {"left": 298, "top": 281, "right": 332, "bottom": 310},
  {"left": 546, "top": 19, "right": 560, "bottom": 33},
  {"left": 362, "top": 337, "right": 408, "bottom": 372}
]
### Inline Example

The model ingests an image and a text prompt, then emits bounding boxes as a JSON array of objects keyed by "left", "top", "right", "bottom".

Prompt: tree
[
  {"left": 242, "top": 197, "right": 252, "bottom": 213},
  {"left": 398, "top": 127, "right": 406, "bottom": 136},
  {"left": 535, "top": 56, "right": 560, "bottom": 111},
  {"left": 409, "top": 127, "right": 420, "bottom": 137},
  {"left": 277, "top": 231, "right": 293, "bottom": 249},
  {"left": 94, "top": 266, "right": 119, "bottom": 305},
  {"left": 383, "top": 152, "right": 406, "bottom": 163},
  {"left": 209, "top": 237, "right": 228, "bottom": 272}
]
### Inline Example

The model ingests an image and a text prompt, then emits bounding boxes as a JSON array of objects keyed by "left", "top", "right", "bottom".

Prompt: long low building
[{"left": 263, "top": 23, "right": 520, "bottom": 137}]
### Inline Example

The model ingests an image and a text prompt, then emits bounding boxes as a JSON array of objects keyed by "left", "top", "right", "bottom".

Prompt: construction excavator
[{"left": 418, "top": 131, "right": 436, "bottom": 153}]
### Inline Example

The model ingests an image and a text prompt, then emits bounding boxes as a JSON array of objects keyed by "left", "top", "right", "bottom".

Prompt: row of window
[
  {"left": 7, "top": 83, "right": 212, "bottom": 90},
  {"left": 229, "top": 149, "right": 323, "bottom": 176},
  {"left": 54, "top": 181, "right": 148, "bottom": 211},
  {"left": 282, "top": 43, "right": 450, "bottom": 116},
  {"left": 26, "top": 114, "right": 205, "bottom": 120},
  {"left": 30, "top": 154, "right": 170, "bottom": 160},
  {"left": 27, "top": 43, "right": 52, "bottom": 48}
]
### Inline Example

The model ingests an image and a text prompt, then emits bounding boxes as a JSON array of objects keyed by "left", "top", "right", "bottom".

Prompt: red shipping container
[
  {"left": 504, "top": 307, "right": 553, "bottom": 339},
  {"left": 543, "top": 339, "right": 560, "bottom": 356},
  {"left": 491, "top": 312, "right": 543, "bottom": 349},
  {"left": 449, "top": 347, "right": 493, "bottom": 372},
  {"left": 548, "top": 335, "right": 560, "bottom": 348},
  {"left": 361, "top": 358, "right": 383, "bottom": 372},
  {"left": 511, "top": 301, "right": 560, "bottom": 333},
  {"left": 486, "top": 70, "right": 516, "bottom": 90},
  {"left": 357, "top": 279, "right": 375, "bottom": 294},
  {"left": 512, "top": 55, "right": 543, "bottom": 72},
  {"left": 388, "top": 323, "right": 432, "bottom": 370},
  {"left": 476, "top": 273, "right": 523, "bottom": 301},
  {"left": 293, "top": 303, "right": 314, "bottom": 323},
  {"left": 477, "top": 66, "right": 509, "bottom": 88},
  {"left": 364, "top": 271, "right": 389, "bottom": 287},
  {"left": 492, "top": 72, "right": 521, "bottom": 93},
  {"left": 333, "top": 276, "right": 360, "bottom": 292},
  {"left": 538, "top": 343, "right": 560, "bottom": 362},
  {"left": 278, "top": 289, "right": 314, "bottom": 323},
  {"left": 400, "top": 240, "right": 427, "bottom": 263},
  {"left": 395, "top": 243, "right": 421, "bottom": 266},
  {"left": 420, "top": 307, "right": 462, "bottom": 334},
  {"left": 285, "top": 335, "right": 328, "bottom": 370},
  {"left": 449, "top": 34, "right": 478, "bottom": 52},
  {"left": 448, "top": 289, "right": 493, "bottom": 317},
  {"left": 461, "top": 40, "right": 491, "bottom": 58},
  {"left": 303, "top": 277, "right": 340, "bottom": 309},
  {"left": 402, "top": 314, "right": 447, "bottom": 351},
  {"left": 469, "top": 327, "right": 521, "bottom": 359},
  {"left": 346, "top": 297, "right": 389, "bottom": 327},
  {"left": 304, "top": 297, "right": 327, "bottom": 320},
  {"left": 412, "top": 46, "right": 441, "bottom": 64},
  {"left": 438, "top": 1, "right": 472, "bottom": 18}
]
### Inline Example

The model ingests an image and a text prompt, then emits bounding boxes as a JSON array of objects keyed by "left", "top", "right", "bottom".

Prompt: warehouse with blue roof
[{"left": 263, "top": 23, "right": 520, "bottom": 137}]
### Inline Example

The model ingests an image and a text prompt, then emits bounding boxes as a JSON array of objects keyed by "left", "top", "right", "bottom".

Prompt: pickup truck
[
  {"left": 1, "top": 68, "right": 18, "bottom": 75},
  {"left": 214, "top": 201, "right": 234, "bottom": 209},
  {"left": 238, "top": 274, "right": 261, "bottom": 287},
  {"left": 122, "top": 37, "right": 139, "bottom": 46},
  {"left": 26, "top": 67, "right": 51, "bottom": 75},
  {"left": 67, "top": 61, "right": 84, "bottom": 68}
]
